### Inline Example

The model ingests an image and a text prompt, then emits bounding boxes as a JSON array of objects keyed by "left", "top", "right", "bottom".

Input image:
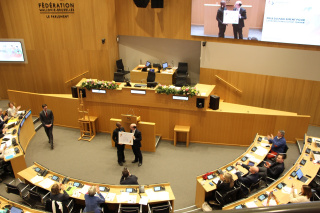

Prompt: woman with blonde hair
[
  {"left": 7, "top": 102, "right": 21, "bottom": 118},
  {"left": 209, "top": 172, "right": 234, "bottom": 205}
]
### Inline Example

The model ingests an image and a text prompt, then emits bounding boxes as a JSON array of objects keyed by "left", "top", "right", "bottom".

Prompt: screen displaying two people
[{"left": 191, "top": 0, "right": 320, "bottom": 46}]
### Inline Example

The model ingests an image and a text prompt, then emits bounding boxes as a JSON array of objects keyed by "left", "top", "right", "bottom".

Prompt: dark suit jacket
[
  {"left": 267, "top": 162, "right": 285, "bottom": 179},
  {"left": 39, "top": 109, "right": 54, "bottom": 127},
  {"left": 233, "top": 7, "right": 247, "bottom": 28},
  {"left": 112, "top": 127, "right": 125, "bottom": 146},
  {"left": 236, "top": 164, "right": 259, "bottom": 188},
  {"left": 120, "top": 175, "right": 139, "bottom": 185},
  {"left": 50, "top": 191, "right": 70, "bottom": 203},
  {"left": 216, "top": 180, "right": 233, "bottom": 196},
  {"left": 131, "top": 129, "right": 142, "bottom": 147},
  {"left": 216, "top": 7, "right": 227, "bottom": 27}
]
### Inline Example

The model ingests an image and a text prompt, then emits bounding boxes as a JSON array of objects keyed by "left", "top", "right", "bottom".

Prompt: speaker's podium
[{"left": 110, "top": 114, "right": 156, "bottom": 152}]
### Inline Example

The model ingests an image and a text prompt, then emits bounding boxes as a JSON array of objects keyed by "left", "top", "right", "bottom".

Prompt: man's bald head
[
  {"left": 249, "top": 166, "right": 259, "bottom": 174},
  {"left": 116, "top": 122, "right": 121, "bottom": 128}
]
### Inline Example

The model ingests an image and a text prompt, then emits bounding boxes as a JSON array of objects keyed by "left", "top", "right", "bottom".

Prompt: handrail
[
  {"left": 65, "top": 70, "right": 89, "bottom": 84},
  {"left": 215, "top": 75, "right": 242, "bottom": 93}
]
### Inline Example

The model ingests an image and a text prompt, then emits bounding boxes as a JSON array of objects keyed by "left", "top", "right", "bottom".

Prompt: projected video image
[
  {"left": 191, "top": 0, "right": 320, "bottom": 46},
  {"left": 0, "top": 41, "right": 25, "bottom": 62}
]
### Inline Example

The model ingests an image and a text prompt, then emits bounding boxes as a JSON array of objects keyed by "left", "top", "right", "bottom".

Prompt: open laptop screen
[
  {"left": 296, "top": 168, "right": 303, "bottom": 180},
  {"left": 162, "top": 62, "right": 168, "bottom": 69}
]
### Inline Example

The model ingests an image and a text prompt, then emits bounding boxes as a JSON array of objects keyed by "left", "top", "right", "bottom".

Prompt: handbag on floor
[{"left": 202, "top": 201, "right": 212, "bottom": 212}]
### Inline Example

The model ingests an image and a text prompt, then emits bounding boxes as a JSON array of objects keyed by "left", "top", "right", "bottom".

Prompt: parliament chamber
[{"left": 1, "top": 0, "right": 320, "bottom": 212}]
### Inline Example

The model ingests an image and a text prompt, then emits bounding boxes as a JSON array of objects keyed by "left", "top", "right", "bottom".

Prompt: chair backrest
[
  {"left": 148, "top": 201, "right": 171, "bottom": 213},
  {"left": 119, "top": 203, "right": 140, "bottom": 213},
  {"left": 5, "top": 183, "right": 20, "bottom": 196},
  {"left": 177, "top": 62, "right": 188, "bottom": 75},
  {"left": 284, "top": 144, "right": 289, "bottom": 153},
  {"left": 116, "top": 59, "right": 124, "bottom": 71},
  {"left": 147, "top": 71, "right": 156, "bottom": 82},
  {"left": 28, "top": 189, "right": 42, "bottom": 203},
  {"left": 45, "top": 199, "right": 69, "bottom": 213},
  {"left": 114, "top": 72, "right": 125, "bottom": 82},
  {"left": 175, "top": 76, "right": 187, "bottom": 87}
]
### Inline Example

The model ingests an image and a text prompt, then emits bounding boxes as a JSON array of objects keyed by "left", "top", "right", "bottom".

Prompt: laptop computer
[
  {"left": 162, "top": 62, "right": 168, "bottom": 70},
  {"left": 296, "top": 168, "right": 308, "bottom": 183}
]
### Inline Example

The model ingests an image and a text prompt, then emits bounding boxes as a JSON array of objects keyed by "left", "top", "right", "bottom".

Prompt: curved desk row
[
  {"left": 18, "top": 162, "right": 175, "bottom": 212},
  {"left": 0, "top": 195, "right": 44, "bottom": 213},
  {"left": 195, "top": 134, "right": 271, "bottom": 207},
  {"left": 1, "top": 110, "right": 35, "bottom": 179},
  {"left": 223, "top": 135, "right": 320, "bottom": 210}
]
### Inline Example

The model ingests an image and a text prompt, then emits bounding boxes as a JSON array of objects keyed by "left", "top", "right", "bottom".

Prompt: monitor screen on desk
[
  {"left": 162, "top": 62, "right": 168, "bottom": 69},
  {"left": 296, "top": 168, "right": 303, "bottom": 180},
  {"left": 146, "top": 61, "right": 151, "bottom": 67}
]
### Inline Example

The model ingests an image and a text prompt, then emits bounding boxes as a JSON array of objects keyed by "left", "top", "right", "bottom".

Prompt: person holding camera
[
  {"left": 130, "top": 123, "right": 142, "bottom": 167},
  {"left": 120, "top": 168, "right": 139, "bottom": 185}
]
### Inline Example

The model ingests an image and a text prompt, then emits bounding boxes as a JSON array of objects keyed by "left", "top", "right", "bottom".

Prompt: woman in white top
[
  {"left": 7, "top": 102, "right": 21, "bottom": 118},
  {"left": 289, "top": 184, "right": 312, "bottom": 203}
]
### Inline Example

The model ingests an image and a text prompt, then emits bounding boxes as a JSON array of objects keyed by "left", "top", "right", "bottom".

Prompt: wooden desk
[
  {"left": 18, "top": 162, "right": 175, "bottom": 212},
  {"left": 195, "top": 134, "right": 271, "bottom": 208},
  {"left": 131, "top": 65, "right": 177, "bottom": 85},
  {"left": 223, "top": 135, "right": 320, "bottom": 210},
  {"left": 0, "top": 195, "right": 45, "bottom": 212},
  {"left": 174, "top": 125, "right": 190, "bottom": 147},
  {"left": 78, "top": 115, "right": 98, "bottom": 142},
  {"left": 2, "top": 110, "right": 35, "bottom": 179}
]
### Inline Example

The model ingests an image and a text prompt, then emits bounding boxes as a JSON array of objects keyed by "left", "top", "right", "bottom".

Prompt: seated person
[
  {"left": 7, "top": 102, "right": 21, "bottom": 118},
  {"left": 209, "top": 172, "right": 234, "bottom": 205},
  {"left": 84, "top": 185, "right": 105, "bottom": 213},
  {"left": 235, "top": 162, "right": 260, "bottom": 195},
  {"left": 0, "top": 144, "right": 7, "bottom": 159},
  {"left": 258, "top": 154, "right": 286, "bottom": 180},
  {"left": 289, "top": 184, "right": 311, "bottom": 203},
  {"left": 0, "top": 128, "right": 7, "bottom": 139},
  {"left": 50, "top": 183, "right": 70, "bottom": 205},
  {"left": 267, "top": 130, "right": 286, "bottom": 159},
  {"left": 120, "top": 167, "right": 139, "bottom": 185},
  {"left": 0, "top": 108, "right": 8, "bottom": 127}
]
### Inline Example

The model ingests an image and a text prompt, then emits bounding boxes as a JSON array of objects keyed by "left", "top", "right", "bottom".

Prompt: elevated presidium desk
[{"left": 131, "top": 65, "right": 177, "bottom": 85}]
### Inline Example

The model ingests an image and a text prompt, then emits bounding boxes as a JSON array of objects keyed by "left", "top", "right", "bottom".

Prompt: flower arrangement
[
  {"left": 81, "top": 79, "right": 119, "bottom": 90},
  {"left": 156, "top": 85, "right": 200, "bottom": 97}
]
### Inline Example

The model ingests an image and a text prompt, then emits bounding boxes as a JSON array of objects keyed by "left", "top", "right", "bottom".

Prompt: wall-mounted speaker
[
  {"left": 151, "top": 0, "right": 163, "bottom": 8},
  {"left": 209, "top": 95, "right": 220, "bottom": 110},
  {"left": 196, "top": 98, "right": 205, "bottom": 108},
  {"left": 71, "top": 86, "right": 78, "bottom": 98},
  {"left": 133, "top": 0, "right": 150, "bottom": 8}
]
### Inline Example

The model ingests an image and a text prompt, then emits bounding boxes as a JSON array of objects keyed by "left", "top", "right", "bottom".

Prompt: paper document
[
  {"left": 117, "top": 192, "right": 130, "bottom": 203},
  {"left": 282, "top": 186, "right": 297, "bottom": 194},
  {"left": 255, "top": 147, "right": 269, "bottom": 156},
  {"left": 262, "top": 198, "right": 277, "bottom": 206},
  {"left": 149, "top": 191, "right": 169, "bottom": 201},
  {"left": 223, "top": 10, "right": 239, "bottom": 24},
  {"left": 39, "top": 178, "right": 55, "bottom": 189},
  {"left": 312, "top": 138, "right": 320, "bottom": 143},
  {"left": 139, "top": 196, "right": 149, "bottom": 205},
  {"left": 128, "top": 195, "right": 137, "bottom": 203},
  {"left": 119, "top": 132, "right": 134, "bottom": 145},
  {"left": 80, "top": 185, "right": 91, "bottom": 194},
  {"left": 30, "top": 175, "right": 44, "bottom": 184},
  {"left": 105, "top": 193, "right": 116, "bottom": 202},
  {"left": 314, "top": 154, "right": 320, "bottom": 161},
  {"left": 4, "top": 148, "right": 16, "bottom": 157},
  {"left": 213, "top": 177, "right": 220, "bottom": 184},
  {"left": 245, "top": 201, "right": 258, "bottom": 208}
]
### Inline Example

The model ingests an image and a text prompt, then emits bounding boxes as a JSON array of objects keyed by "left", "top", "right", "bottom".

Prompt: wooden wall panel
[
  {"left": 200, "top": 68, "right": 320, "bottom": 125},
  {"left": 7, "top": 90, "right": 309, "bottom": 146},
  {"left": 0, "top": 0, "right": 118, "bottom": 99}
]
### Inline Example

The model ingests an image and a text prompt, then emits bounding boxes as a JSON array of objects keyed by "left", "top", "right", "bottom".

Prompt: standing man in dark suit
[
  {"left": 40, "top": 104, "right": 54, "bottom": 149},
  {"left": 216, "top": 1, "right": 227, "bottom": 38},
  {"left": 112, "top": 122, "right": 126, "bottom": 166},
  {"left": 130, "top": 123, "right": 142, "bottom": 167},
  {"left": 232, "top": 1, "right": 247, "bottom": 39}
]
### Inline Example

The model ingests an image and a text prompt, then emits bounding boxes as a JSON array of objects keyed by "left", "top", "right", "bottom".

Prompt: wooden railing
[
  {"left": 215, "top": 75, "right": 242, "bottom": 93},
  {"left": 65, "top": 70, "right": 89, "bottom": 84}
]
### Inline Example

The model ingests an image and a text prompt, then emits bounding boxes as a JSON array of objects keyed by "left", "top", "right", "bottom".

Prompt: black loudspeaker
[
  {"left": 209, "top": 95, "right": 220, "bottom": 110},
  {"left": 71, "top": 86, "right": 78, "bottom": 98},
  {"left": 133, "top": 0, "right": 150, "bottom": 8},
  {"left": 151, "top": 0, "right": 163, "bottom": 8},
  {"left": 196, "top": 98, "right": 205, "bottom": 108}
]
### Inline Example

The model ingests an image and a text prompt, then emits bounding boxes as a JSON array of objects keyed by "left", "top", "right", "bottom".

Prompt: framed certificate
[
  {"left": 223, "top": 10, "right": 239, "bottom": 24},
  {"left": 119, "top": 132, "right": 134, "bottom": 145}
]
